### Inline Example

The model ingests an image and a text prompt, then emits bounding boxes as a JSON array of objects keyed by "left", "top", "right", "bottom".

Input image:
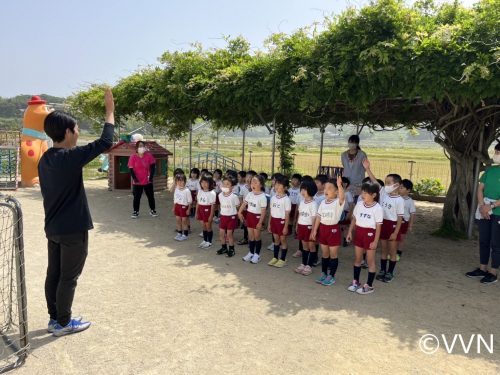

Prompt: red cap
[{"left": 27, "top": 96, "right": 46, "bottom": 105}]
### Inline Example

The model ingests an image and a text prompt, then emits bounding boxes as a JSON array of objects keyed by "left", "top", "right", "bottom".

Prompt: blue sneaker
[
  {"left": 321, "top": 275, "right": 336, "bottom": 286},
  {"left": 315, "top": 272, "right": 327, "bottom": 284},
  {"left": 52, "top": 318, "right": 91, "bottom": 337},
  {"left": 48, "top": 316, "right": 82, "bottom": 333}
]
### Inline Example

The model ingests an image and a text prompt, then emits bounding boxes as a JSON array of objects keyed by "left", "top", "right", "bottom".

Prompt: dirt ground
[{"left": 8, "top": 179, "right": 500, "bottom": 374}]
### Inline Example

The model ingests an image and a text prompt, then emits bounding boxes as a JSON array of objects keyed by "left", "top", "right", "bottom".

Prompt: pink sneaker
[
  {"left": 292, "top": 250, "right": 302, "bottom": 258},
  {"left": 301, "top": 265, "right": 313, "bottom": 276},
  {"left": 294, "top": 264, "right": 306, "bottom": 273}
]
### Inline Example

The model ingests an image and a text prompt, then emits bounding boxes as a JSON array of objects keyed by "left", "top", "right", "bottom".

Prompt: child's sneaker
[
  {"left": 214, "top": 217, "right": 220, "bottom": 224},
  {"left": 268, "top": 257, "right": 279, "bottom": 266},
  {"left": 242, "top": 252, "right": 253, "bottom": 262},
  {"left": 301, "top": 265, "right": 313, "bottom": 276},
  {"left": 465, "top": 268, "right": 488, "bottom": 278},
  {"left": 150, "top": 210, "right": 158, "bottom": 217},
  {"left": 375, "top": 270, "right": 386, "bottom": 281},
  {"left": 199, "top": 232, "right": 204, "bottom": 238},
  {"left": 198, "top": 241, "right": 207, "bottom": 248},
  {"left": 322, "top": 275, "right": 336, "bottom": 286},
  {"left": 292, "top": 250, "right": 302, "bottom": 258},
  {"left": 360, "top": 260, "right": 368, "bottom": 269},
  {"left": 347, "top": 280, "right": 360, "bottom": 292},
  {"left": 217, "top": 247, "right": 228, "bottom": 255},
  {"left": 383, "top": 272, "right": 394, "bottom": 283},
  {"left": 226, "top": 248, "right": 235, "bottom": 257},
  {"left": 274, "top": 259, "right": 287, "bottom": 268},
  {"left": 174, "top": 233, "right": 182, "bottom": 241},
  {"left": 250, "top": 254, "right": 261, "bottom": 264},
  {"left": 131, "top": 211, "right": 139, "bottom": 219},
  {"left": 356, "top": 284, "right": 374, "bottom": 295},
  {"left": 52, "top": 318, "right": 91, "bottom": 337},
  {"left": 315, "top": 272, "right": 327, "bottom": 284},
  {"left": 201, "top": 242, "right": 212, "bottom": 249},
  {"left": 237, "top": 238, "right": 249, "bottom": 245},
  {"left": 178, "top": 234, "right": 188, "bottom": 242},
  {"left": 267, "top": 243, "right": 274, "bottom": 251},
  {"left": 294, "top": 264, "right": 306, "bottom": 273}
]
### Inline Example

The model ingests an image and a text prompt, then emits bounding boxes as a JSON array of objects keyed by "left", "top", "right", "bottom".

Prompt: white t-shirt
[
  {"left": 186, "top": 178, "right": 200, "bottom": 192},
  {"left": 288, "top": 187, "right": 301, "bottom": 205},
  {"left": 239, "top": 184, "right": 251, "bottom": 199},
  {"left": 297, "top": 200, "right": 318, "bottom": 226},
  {"left": 214, "top": 180, "right": 222, "bottom": 194},
  {"left": 197, "top": 190, "right": 216, "bottom": 206},
  {"left": 244, "top": 191, "right": 268, "bottom": 214},
  {"left": 232, "top": 185, "right": 240, "bottom": 196},
  {"left": 356, "top": 194, "right": 363, "bottom": 204},
  {"left": 344, "top": 191, "right": 354, "bottom": 211},
  {"left": 317, "top": 198, "right": 345, "bottom": 225},
  {"left": 174, "top": 187, "right": 193, "bottom": 206},
  {"left": 270, "top": 194, "right": 292, "bottom": 219},
  {"left": 403, "top": 196, "right": 417, "bottom": 222},
  {"left": 218, "top": 192, "right": 240, "bottom": 216},
  {"left": 353, "top": 201, "right": 384, "bottom": 229},
  {"left": 380, "top": 188, "right": 405, "bottom": 221},
  {"left": 314, "top": 192, "right": 326, "bottom": 207}
]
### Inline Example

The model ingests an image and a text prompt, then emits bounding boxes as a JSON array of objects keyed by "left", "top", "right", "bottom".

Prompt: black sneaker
[
  {"left": 131, "top": 211, "right": 139, "bottom": 219},
  {"left": 226, "top": 248, "right": 235, "bottom": 257},
  {"left": 150, "top": 210, "right": 158, "bottom": 217},
  {"left": 375, "top": 270, "right": 386, "bottom": 281},
  {"left": 216, "top": 247, "right": 228, "bottom": 255},
  {"left": 465, "top": 268, "right": 488, "bottom": 278},
  {"left": 237, "top": 238, "right": 249, "bottom": 245},
  {"left": 480, "top": 273, "right": 498, "bottom": 284},
  {"left": 383, "top": 272, "right": 394, "bottom": 283}
]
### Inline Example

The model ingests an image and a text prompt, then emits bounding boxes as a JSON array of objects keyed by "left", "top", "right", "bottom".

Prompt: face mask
[
  {"left": 384, "top": 184, "right": 398, "bottom": 194},
  {"left": 221, "top": 187, "right": 230, "bottom": 193},
  {"left": 137, "top": 147, "right": 145, "bottom": 154},
  {"left": 493, "top": 154, "right": 500, "bottom": 164}
]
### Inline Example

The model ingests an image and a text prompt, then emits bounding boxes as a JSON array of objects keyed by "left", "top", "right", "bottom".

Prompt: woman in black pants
[{"left": 128, "top": 141, "right": 158, "bottom": 218}]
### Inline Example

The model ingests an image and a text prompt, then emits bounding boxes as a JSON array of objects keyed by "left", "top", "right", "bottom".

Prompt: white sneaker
[
  {"left": 202, "top": 242, "right": 212, "bottom": 249},
  {"left": 267, "top": 243, "right": 274, "bottom": 251},
  {"left": 178, "top": 235, "right": 188, "bottom": 241},
  {"left": 214, "top": 217, "right": 220, "bottom": 224},
  {"left": 174, "top": 233, "right": 182, "bottom": 241},
  {"left": 242, "top": 252, "right": 253, "bottom": 262},
  {"left": 250, "top": 253, "right": 261, "bottom": 264},
  {"left": 199, "top": 232, "right": 204, "bottom": 238},
  {"left": 198, "top": 241, "right": 207, "bottom": 248}
]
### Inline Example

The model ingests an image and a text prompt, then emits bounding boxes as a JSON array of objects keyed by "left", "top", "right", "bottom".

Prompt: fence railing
[{"left": 178, "top": 152, "right": 242, "bottom": 172}]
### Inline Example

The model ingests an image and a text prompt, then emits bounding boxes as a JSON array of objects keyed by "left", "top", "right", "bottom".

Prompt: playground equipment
[
  {"left": 20, "top": 96, "right": 51, "bottom": 187},
  {"left": 0, "top": 132, "right": 20, "bottom": 191}
]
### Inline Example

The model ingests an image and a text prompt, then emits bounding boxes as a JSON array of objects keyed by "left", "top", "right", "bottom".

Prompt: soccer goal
[{"left": 0, "top": 196, "right": 28, "bottom": 373}]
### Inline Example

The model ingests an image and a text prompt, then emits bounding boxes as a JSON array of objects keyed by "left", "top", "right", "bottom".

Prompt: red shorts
[
  {"left": 289, "top": 204, "right": 297, "bottom": 221},
  {"left": 318, "top": 224, "right": 341, "bottom": 247},
  {"left": 354, "top": 226, "right": 377, "bottom": 250},
  {"left": 400, "top": 221, "right": 409, "bottom": 235},
  {"left": 190, "top": 190, "right": 197, "bottom": 203},
  {"left": 196, "top": 204, "right": 212, "bottom": 222},
  {"left": 380, "top": 219, "right": 401, "bottom": 241},
  {"left": 246, "top": 212, "right": 263, "bottom": 229},
  {"left": 174, "top": 203, "right": 189, "bottom": 218},
  {"left": 220, "top": 215, "right": 238, "bottom": 231},
  {"left": 296, "top": 224, "right": 313, "bottom": 241},
  {"left": 270, "top": 217, "right": 286, "bottom": 236}
]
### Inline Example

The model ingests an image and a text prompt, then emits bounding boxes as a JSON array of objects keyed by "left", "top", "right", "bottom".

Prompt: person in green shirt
[{"left": 466, "top": 142, "right": 500, "bottom": 284}]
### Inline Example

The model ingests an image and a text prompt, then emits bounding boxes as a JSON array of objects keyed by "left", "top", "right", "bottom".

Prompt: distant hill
[{"left": 0, "top": 94, "right": 65, "bottom": 118}]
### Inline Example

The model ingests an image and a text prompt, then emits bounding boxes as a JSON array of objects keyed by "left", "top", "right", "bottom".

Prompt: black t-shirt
[{"left": 38, "top": 123, "right": 114, "bottom": 236}]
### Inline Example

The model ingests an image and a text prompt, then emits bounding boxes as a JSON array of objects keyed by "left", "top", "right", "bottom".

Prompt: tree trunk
[{"left": 442, "top": 156, "right": 475, "bottom": 233}]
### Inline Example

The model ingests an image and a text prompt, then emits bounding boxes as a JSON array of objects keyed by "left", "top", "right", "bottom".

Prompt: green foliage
[
  {"left": 414, "top": 178, "right": 446, "bottom": 196},
  {"left": 256, "top": 141, "right": 263, "bottom": 148}
]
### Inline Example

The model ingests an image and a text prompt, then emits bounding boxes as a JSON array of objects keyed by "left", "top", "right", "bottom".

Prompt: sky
[{"left": 0, "top": 0, "right": 477, "bottom": 98}]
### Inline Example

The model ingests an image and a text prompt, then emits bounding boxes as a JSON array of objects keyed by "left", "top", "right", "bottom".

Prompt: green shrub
[{"left": 414, "top": 178, "right": 445, "bottom": 196}]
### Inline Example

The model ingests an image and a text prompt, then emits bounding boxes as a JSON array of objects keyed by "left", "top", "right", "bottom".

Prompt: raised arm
[{"left": 362, "top": 159, "right": 377, "bottom": 184}]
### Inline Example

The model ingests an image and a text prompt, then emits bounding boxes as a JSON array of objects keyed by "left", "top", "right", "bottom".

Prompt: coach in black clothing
[{"left": 38, "top": 88, "right": 114, "bottom": 336}]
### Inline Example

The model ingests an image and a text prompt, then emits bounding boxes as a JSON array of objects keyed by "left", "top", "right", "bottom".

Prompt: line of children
[{"left": 167, "top": 165, "right": 416, "bottom": 295}]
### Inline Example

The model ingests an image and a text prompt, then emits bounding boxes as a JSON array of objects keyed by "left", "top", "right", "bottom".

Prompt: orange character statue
[{"left": 21, "top": 96, "right": 52, "bottom": 187}]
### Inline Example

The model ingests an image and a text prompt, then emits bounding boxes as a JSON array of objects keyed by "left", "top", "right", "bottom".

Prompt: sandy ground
[{"left": 6, "top": 179, "right": 500, "bottom": 375}]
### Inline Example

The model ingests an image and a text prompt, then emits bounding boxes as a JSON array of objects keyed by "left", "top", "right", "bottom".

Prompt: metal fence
[{"left": 0, "top": 196, "right": 28, "bottom": 373}]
